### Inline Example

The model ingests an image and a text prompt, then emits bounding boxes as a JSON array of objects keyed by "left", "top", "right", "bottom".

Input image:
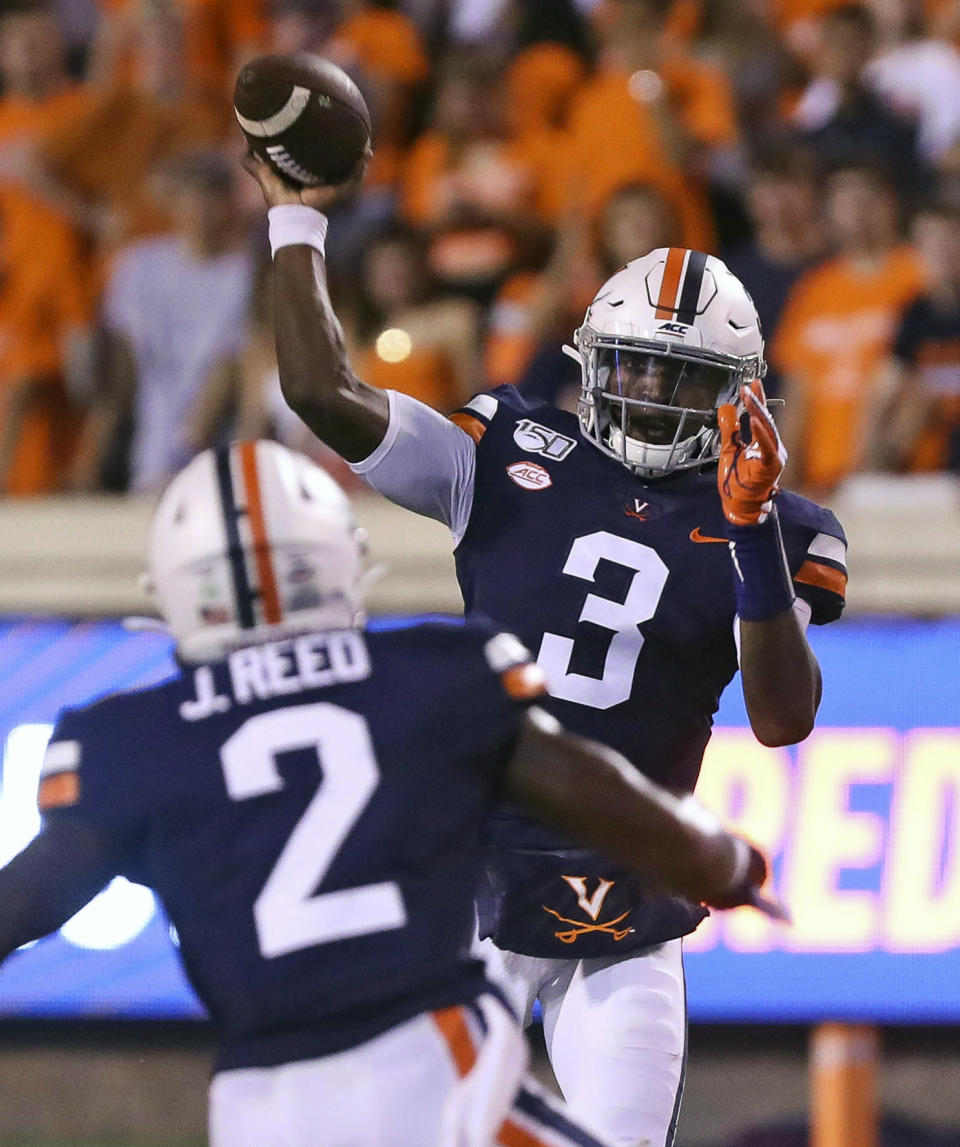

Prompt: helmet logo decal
[
  {"left": 513, "top": 419, "right": 577, "bottom": 460},
  {"left": 506, "top": 461, "right": 553, "bottom": 490},
  {"left": 657, "top": 321, "right": 689, "bottom": 336}
]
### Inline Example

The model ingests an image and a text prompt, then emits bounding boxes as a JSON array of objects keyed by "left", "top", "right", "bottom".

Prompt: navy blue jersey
[
  {"left": 38, "top": 621, "right": 543, "bottom": 1071},
  {"left": 452, "top": 385, "right": 847, "bottom": 957}
]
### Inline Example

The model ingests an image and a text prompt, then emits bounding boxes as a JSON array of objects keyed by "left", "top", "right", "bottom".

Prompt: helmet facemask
[{"left": 577, "top": 332, "right": 761, "bottom": 478}]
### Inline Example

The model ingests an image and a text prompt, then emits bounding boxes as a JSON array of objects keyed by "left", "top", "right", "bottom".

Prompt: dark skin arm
[
  {"left": 241, "top": 153, "right": 389, "bottom": 463},
  {"left": 740, "top": 611, "right": 821, "bottom": 747},
  {"left": 505, "top": 708, "right": 780, "bottom": 915},
  {"left": 0, "top": 818, "right": 117, "bottom": 962},
  {"left": 0, "top": 712, "right": 781, "bottom": 971}
]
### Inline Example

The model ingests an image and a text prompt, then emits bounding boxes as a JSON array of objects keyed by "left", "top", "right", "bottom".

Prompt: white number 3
[
  {"left": 220, "top": 703, "right": 406, "bottom": 959},
  {"left": 538, "top": 531, "right": 668, "bottom": 710}
]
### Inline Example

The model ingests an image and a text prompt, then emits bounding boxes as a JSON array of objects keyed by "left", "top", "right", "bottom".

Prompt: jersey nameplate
[
  {"left": 513, "top": 419, "right": 577, "bottom": 460},
  {"left": 180, "top": 631, "right": 371, "bottom": 721}
]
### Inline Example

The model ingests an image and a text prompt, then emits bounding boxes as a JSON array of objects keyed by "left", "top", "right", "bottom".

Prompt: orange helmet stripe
[
  {"left": 238, "top": 441, "right": 283, "bottom": 626},
  {"left": 432, "top": 1005, "right": 478, "bottom": 1077},
  {"left": 654, "top": 246, "right": 688, "bottom": 318}
]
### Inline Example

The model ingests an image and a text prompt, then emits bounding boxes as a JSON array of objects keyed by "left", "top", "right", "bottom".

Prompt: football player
[
  {"left": 0, "top": 441, "right": 779, "bottom": 1147},
  {"left": 244, "top": 156, "right": 846, "bottom": 1147}
]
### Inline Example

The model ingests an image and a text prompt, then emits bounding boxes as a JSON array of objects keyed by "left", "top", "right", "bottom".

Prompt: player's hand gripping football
[
  {"left": 717, "top": 379, "right": 787, "bottom": 526},
  {"left": 705, "top": 836, "right": 791, "bottom": 923},
  {"left": 241, "top": 145, "right": 372, "bottom": 212}
]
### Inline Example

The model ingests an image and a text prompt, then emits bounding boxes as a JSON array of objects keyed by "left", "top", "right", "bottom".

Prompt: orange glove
[{"left": 717, "top": 380, "right": 787, "bottom": 527}]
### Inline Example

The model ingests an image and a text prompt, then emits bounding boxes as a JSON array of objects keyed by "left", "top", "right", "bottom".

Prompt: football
[{"left": 233, "top": 53, "right": 371, "bottom": 187}]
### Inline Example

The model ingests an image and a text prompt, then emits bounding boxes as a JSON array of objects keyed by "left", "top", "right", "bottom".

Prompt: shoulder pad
[{"left": 777, "top": 494, "right": 847, "bottom": 624}]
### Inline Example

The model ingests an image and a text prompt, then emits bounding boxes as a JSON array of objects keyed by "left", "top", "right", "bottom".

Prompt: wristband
[
  {"left": 726, "top": 505, "right": 796, "bottom": 622},
  {"left": 267, "top": 204, "right": 328, "bottom": 258}
]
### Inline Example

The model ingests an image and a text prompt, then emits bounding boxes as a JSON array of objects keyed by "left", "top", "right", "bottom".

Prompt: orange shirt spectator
[
  {"left": 330, "top": 4, "right": 429, "bottom": 189},
  {"left": 347, "top": 226, "right": 480, "bottom": 411},
  {"left": 0, "top": 84, "right": 91, "bottom": 154},
  {"left": 353, "top": 341, "right": 459, "bottom": 412},
  {"left": 772, "top": 246, "right": 925, "bottom": 490},
  {"left": 0, "top": 190, "right": 90, "bottom": 494},
  {"left": 402, "top": 130, "right": 567, "bottom": 227},
  {"left": 39, "top": 4, "right": 229, "bottom": 250},
  {"left": 505, "top": 42, "right": 586, "bottom": 135},
  {"left": 485, "top": 271, "right": 544, "bottom": 387},
  {"left": 563, "top": 66, "right": 724, "bottom": 250},
  {"left": 334, "top": 5, "right": 429, "bottom": 88},
  {"left": 400, "top": 53, "right": 556, "bottom": 291},
  {"left": 41, "top": 84, "right": 226, "bottom": 245},
  {"left": 95, "top": 0, "right": 266, "bottom": 93}
]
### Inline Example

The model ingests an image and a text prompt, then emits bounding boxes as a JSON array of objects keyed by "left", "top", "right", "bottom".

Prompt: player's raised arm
[
  {"left": 718, "top": 380, "right": 822, "bottom": 747},
  {"left": 0, "top": 818, "right": 118, "bottom": 962},
  {"left": 505, "top": 708, "right": 784, "bottom": 918},
  {"left": 241, "top": 152, "right": 388, "bottom": 463}
]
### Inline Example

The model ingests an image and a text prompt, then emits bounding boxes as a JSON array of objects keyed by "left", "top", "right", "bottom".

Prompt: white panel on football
[{"left": 235, "top": 84, "right": 311, "bottom": 137}]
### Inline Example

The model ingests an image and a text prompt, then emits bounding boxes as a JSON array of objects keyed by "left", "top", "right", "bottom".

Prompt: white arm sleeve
[{"left": 348, "top": 390, "right": 477, "bottom": 545}]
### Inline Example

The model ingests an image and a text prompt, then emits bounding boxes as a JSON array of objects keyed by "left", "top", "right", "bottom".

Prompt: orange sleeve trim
[
  {"left": 38, "top": 772, "right": 80, "bottom": 811},
  {"left": 654, "top": 247, "right": 686, "bottom": 318},
  {"left": 917, "top": 339, "right": 960, "bottom": 366},
  {"left": 432, "top": 1005, "right": 478, "bottom": 1078},
  {"left": 239, "top": 441, "right": 283, "bottom": 626},
  {"left": 498, "top": 1117, "right": 555, "bottom": 1147},
  {"left": 449, "top": 412, "right": 488, "bottom": 443},
  {"left": 502, "top": 663, "right": 547, "bottom": 701},
  {"left": 795, "top": 559, "right": 847, "bottom": 598}
]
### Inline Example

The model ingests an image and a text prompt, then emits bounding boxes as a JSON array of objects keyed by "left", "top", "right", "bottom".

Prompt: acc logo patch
[
  {"left": 513, "top": 419, "right": 577, "bottom": 460},
  {"left": 657, "top": 321, "right": 690, "bottom": 336},
  {"left": 506, "top": 461, "right": 552, "bottom": 490}
]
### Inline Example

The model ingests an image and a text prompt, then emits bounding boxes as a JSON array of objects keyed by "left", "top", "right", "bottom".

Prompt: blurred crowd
[{"left": 1, "top": 0, "right": 959, "bottom": 502}]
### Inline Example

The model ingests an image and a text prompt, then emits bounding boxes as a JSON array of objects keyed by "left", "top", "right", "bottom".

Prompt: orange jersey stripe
[
  {"left": 450, "top": 412, "right": 488, "bottom": 443},
  {"left": 654, "top": 247, "right": 687, "bottom": 318},
  {"left": 239, "top": 442, "right": 283, "bottom": 626},
  {"left": 795, "top": 559, "right": 847, "bottom": 598},
  {"left": 433, "top": 1005, "right": 478, "bottom": 1078},
  {"left": 501, "top": 663, "right": 547, "bottom": 701},
  {"left": 38, "top": 772, "right": 80, "bottom": 810},
  {"left": 498, "top": 1116, "right": 556, "bottom": 1147}
]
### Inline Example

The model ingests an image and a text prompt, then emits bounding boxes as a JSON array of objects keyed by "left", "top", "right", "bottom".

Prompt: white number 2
[
  {"left": 220, "top": 703, "right": 406, "bottom": 959},
  {"left": 538, "top": 531, "right": 669, "bottom": 710}
]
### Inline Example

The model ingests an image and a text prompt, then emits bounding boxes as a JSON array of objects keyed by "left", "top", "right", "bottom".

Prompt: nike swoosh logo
[{"left": 690, "top": 528, "right": 729, "bottom": 544}]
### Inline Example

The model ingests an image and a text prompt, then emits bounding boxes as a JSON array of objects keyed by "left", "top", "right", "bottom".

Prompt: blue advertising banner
[{"left": 0, "top": 616, "right": 956, "bottom": 1022}]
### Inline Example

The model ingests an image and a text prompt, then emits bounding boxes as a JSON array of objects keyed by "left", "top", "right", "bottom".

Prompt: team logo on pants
[{"left": 542, "top": 876, "right": 636, "bottom": 944}]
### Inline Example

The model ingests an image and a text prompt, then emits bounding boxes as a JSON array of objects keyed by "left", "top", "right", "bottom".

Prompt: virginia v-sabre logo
[{"left": 541, "top": 876, "right": 636, "bottom": 944}]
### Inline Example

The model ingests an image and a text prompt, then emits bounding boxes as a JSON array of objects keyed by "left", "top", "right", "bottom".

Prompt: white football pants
[
  {"left": 479, "top": 939, "right": 687, "bottom": 1147},
  {"left": 209, "top": 992, "right": 613, "bottom": 1147}
]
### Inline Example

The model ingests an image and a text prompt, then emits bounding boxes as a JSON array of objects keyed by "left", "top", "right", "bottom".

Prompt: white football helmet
[
  {"left": 147, "top": 441, "right": 366, "bottom": 663},
  {"left": 572, "top": 248, "right": 766, "bottom": 478}
]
